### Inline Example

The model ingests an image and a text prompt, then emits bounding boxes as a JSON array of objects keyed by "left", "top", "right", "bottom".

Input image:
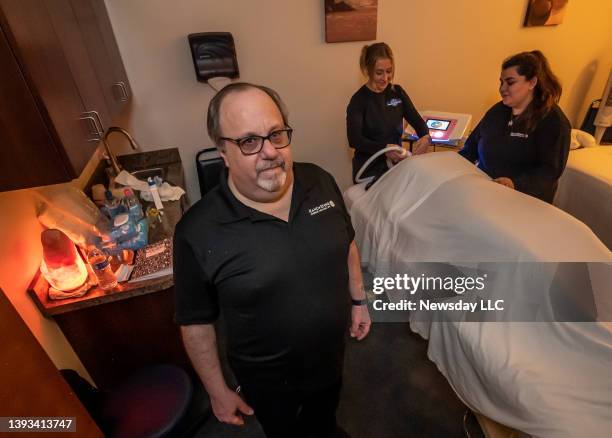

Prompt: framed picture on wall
[
  {"left": 325, "top": 0, "right": 378, "bottom": 43},
  {"left": 524, "top": 0, "right": 569, "bottom": 27}
]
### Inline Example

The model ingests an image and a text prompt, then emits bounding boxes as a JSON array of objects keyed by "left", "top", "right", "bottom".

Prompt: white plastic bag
[{"left": 35, "top": 185, "right": 110, "bottom": 247}]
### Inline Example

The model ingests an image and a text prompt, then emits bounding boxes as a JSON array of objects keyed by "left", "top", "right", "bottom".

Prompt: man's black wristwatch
[{"left": 351, "top": 298, "right": 368, "bottom": 306}]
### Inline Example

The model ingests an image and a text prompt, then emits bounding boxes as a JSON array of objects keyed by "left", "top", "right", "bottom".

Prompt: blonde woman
[{"left": 346, "top": 42, "right": 430, "bottom": 182}]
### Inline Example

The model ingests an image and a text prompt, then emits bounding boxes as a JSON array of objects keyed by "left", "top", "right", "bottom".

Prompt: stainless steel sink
[
  {"left": 105, "top": 166, "right": 166, "bottom": 192},
  {"left": 130, "top": 167, "right": 165, "bottom": 181}
]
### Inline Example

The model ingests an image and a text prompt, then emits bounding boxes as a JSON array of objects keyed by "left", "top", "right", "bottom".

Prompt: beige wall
[{"left": 105, "top": 0, "right": 612, "bottom": 201}]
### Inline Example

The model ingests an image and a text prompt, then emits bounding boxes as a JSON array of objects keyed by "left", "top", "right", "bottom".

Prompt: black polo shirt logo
[
  {"left": 308, "top": 200, "right": 336, "bottom": 216},
  {"left": 510, "top": 132, "right": 529, "bottom": 138}
]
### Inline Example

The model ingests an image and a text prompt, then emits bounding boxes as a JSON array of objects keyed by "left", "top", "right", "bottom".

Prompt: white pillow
[{"left": 571, "top": 129, "right": 597, "bottom": 149}]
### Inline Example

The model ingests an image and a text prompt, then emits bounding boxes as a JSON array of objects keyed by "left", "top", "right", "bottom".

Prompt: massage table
[
  {"left": 554, "top": 145, "right": 612, "bottom": 250},
  {"left": 344, "top": 152, "right": 612, "bottom": 438}
]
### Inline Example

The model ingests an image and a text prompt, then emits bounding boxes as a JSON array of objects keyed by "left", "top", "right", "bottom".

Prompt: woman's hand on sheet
[
  {"left": 385, "top": 145, "right": 406, "bottom": 164},
  {"left": 493, "top": 177, "right": 515, "bottom": 189},
  {"left": 350, "top": 304, "right": 372, "bottom": 341},
  {"left": 413, "top": 134, "right": 432, "bottom": 155}
]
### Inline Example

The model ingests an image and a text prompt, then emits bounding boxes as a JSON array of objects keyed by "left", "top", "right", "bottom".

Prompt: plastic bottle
[
  {"left": 110, "top": 213, "right": 137, "bottom": 242},
  {"left": 123, "top": 188, "right": 144, "bottom": 220},
  {"left": 104, "top": 190, "right": 122, "bottom": 219},
  {"left": 147, "top": 177, "right": 164, "bottom": 210},
  {"left": 87, "top": 248, "right": 118, "bottom": 290}
]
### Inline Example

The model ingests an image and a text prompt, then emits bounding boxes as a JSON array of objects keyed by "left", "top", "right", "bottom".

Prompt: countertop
[{"left": 28, "top": 149, "right": 186, "bottom": 317}]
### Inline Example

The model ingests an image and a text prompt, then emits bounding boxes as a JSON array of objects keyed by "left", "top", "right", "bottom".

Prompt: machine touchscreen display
[{"left": 426, "top": 119, "right": 451, "bottom": 131}]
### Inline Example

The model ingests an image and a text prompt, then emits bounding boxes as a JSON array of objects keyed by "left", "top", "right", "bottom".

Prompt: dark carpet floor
[{"left": 191, "top": 322, "right": 483, "bottom": 438}]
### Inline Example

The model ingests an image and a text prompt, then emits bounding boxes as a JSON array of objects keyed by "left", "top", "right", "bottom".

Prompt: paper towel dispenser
[{"left": 188, "top": 32, "right": 239, "bottom": 82}]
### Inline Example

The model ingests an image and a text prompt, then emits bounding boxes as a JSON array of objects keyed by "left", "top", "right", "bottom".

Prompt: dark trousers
[{"left": 240, "top": 378, "right": 342, "bottom": 438}]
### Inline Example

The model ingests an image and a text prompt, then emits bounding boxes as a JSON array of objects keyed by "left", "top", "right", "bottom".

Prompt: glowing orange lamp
[{"left": 40, "top": 229, "right": 88, "bottom": 291}]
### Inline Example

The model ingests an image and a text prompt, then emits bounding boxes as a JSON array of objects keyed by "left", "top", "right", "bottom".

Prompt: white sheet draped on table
[
  {"left": 345, "top": 152, "right": 612, "bottom": 438},
  {"left": 555, "top": 146, "right": 612, "bottom": 250}
]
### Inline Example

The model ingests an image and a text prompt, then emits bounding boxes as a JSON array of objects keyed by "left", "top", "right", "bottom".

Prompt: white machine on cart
[
  {"left": 594, "top": 69, "right": 612, "bottom": 144},
  {"left": 404, "top": 110, "right": 472, "bottom": 146},
  {"left": 355, "top": 110, "right": 473, "bottom": 185}
]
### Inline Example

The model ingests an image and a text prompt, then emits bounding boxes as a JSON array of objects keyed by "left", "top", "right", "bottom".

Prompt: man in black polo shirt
[{"left": 174, "top": 83, "right": 371, "bottom": 438}]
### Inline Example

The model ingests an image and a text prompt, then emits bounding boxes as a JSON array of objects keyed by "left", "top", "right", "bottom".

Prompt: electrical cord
[
  {"left": 206, "top": 80, "right": 219, "bottom": 92},
  {"left": 354, "top": 145, "right": 410, "bottom": 184},
  {"left": 462, "top": 409, "right": 473, "bottom": 438}
]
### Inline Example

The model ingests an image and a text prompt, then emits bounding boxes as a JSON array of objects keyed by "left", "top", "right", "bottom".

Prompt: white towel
[{"left": 114, "top": 170, "right": 185, "bottom": 201}]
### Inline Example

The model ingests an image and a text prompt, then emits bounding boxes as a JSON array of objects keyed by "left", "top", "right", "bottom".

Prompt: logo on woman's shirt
[{"left": 386, "top": 98, "right": 402, "bottom": 107}]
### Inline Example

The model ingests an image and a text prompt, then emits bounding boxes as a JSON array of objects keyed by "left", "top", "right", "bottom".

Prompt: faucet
[{"left": 102, "top": 127, "right": 141, "bottom": 175}]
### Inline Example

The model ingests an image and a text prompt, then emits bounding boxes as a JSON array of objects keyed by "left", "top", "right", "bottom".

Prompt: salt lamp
[{"left": 40, "top": 229, "right": 88, "bottom": 291}]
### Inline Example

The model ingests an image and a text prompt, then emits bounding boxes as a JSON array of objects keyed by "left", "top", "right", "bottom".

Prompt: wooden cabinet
[
  {"left": 70, "top": 0, "right": 132, "bottom": 120},
  {"left": 0, "top": 287, "right": 103, "bottom": 435},
  {"left": 27, "top": 156, "right": 193, "bottom": 389},
  {"left": 53, "top": 286, "right": 194, "bottom": 390},
  {"left": 0, "top": 25, "right": 71, "bottom": 189},
  {"left": 0, "top": 0, "right": 130, "bottom": 192}
]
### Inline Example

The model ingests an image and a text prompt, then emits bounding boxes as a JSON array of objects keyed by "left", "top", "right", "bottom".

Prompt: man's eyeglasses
[{"left": 220, "top": 127, "right": 293, "bottom": 156}]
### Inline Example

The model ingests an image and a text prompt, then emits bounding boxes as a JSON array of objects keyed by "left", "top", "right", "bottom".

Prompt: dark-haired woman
[
  {"left": 459, "top": 50, "right": 571, "bottom": 203},
  {"left": 346, "top": 42, "right": 430, "bottom": 182}
]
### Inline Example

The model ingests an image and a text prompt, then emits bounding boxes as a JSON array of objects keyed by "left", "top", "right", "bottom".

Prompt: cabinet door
[
  {"left": 71, "top": 0, "right": 131, "bottom": 120},
  {"left": 44, "top": 0, "right": 112, "bottom": 133},
  {"left": 0, "top": 24, "right": 71, "bottom": 191},
  {"left": 0, "top": 0, "right": 98, "bottom": 178},
  {"left": 0, "top": 288, "right": 103, "bottom": 435}
]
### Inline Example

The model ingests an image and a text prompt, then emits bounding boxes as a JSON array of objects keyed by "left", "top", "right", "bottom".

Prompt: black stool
[
  {"left": 195, "top": 148, "right": 224, "bottom": 198},
  {"left": 61, "top": 365, "right": 193, "bottom": 438},
  {"left": 96, "top": 365, "right": 193, "bottom": 438}
]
